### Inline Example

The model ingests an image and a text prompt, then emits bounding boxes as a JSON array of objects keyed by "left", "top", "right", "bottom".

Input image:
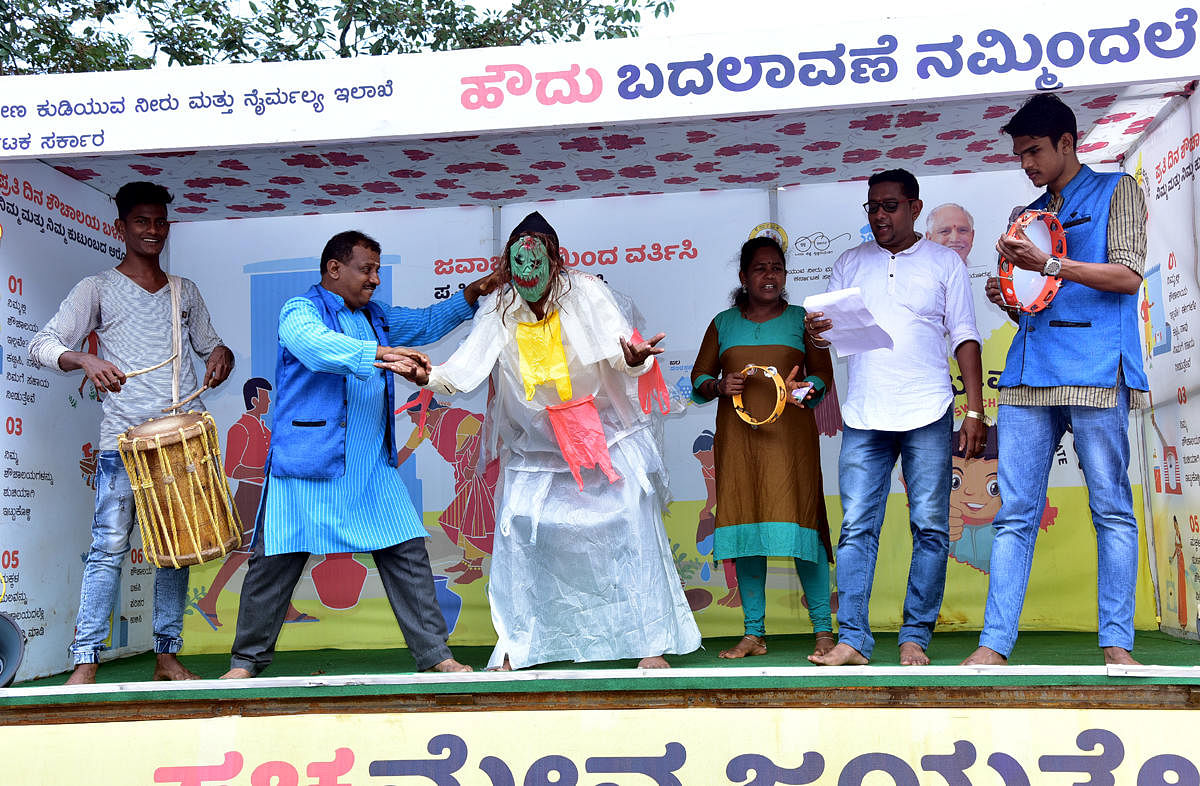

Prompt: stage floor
[{"left": 2, "top": 631, "right": 1198, "bottom": 725}]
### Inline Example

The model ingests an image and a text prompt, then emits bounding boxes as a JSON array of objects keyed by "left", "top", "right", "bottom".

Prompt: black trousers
[{"left": 229, "top": 532, "right": 452, "bottom": 674}]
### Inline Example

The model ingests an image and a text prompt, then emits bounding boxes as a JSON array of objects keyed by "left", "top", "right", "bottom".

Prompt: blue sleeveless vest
[
  {"left": 998, "top": 166, "right": 1148, "bottom": 392},
  {"left": 269, "top": 285, "right": 396, "bottom": 478}
]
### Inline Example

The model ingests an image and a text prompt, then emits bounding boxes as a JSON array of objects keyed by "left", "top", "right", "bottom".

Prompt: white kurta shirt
[{"left": 828, "top": 237, "right": 981, "bottom": 432}]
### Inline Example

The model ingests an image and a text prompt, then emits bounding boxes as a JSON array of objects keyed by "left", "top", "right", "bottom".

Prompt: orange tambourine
[{"left": 997, "top": 210, "right": 1066, "bottom": 314}]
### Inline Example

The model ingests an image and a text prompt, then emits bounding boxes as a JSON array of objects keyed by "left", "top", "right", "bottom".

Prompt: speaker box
[{"left": 0, "top": 612, "right": 26, "bottom": 687}]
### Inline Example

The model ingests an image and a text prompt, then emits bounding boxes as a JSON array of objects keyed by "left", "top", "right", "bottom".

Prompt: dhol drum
[
  {"left": 118, "top": 412, "right": 242, "bottom": 568},
  {"left": 997, "top": 209, "right": 1066, "bottom": 314}
]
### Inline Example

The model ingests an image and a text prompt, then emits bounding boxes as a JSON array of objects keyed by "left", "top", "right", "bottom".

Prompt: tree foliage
[{"left": 0, "top": 0, "right": 674, "bottom": 75}]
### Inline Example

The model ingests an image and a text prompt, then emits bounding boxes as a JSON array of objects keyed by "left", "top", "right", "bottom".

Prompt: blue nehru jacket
[
  {"left": 270, "top": 284, "right": 396, "bottom": 478},
  {"left": 998, "top": 165, "right": 1148, "bottom": 392}
]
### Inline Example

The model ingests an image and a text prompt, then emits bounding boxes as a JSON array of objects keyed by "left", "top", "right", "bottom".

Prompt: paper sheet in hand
[{"left": 802, "top": 287, "right": 893, "bottom": 356}]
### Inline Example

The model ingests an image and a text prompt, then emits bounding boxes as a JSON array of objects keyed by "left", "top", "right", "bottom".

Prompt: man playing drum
[
  {"left": 220, "top": 231, "right": 498, "bottom": 678},
  {"left": 963, "top": 94, "right": 1149, "bottom": 666},
  {"left": 806, "top": 169, "right": 986, "bottom": 667},
  {"left": 30, "top": 181, "right": 235, "bottom": 684}
]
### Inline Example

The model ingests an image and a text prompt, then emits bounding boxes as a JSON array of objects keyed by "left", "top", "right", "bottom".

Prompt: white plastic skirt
[{"left": 486, "top": 425, "right": 702, "bottom": 669}]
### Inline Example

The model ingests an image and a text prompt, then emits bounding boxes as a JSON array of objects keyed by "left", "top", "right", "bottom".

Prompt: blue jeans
[
  {"left": 71, "top": 451, "right": 189, "bottom": 665},
  {"left": 835, "top": 407, "right": 952, "bottom": 659},
  {"left": 980, "top": 390, "right": 1137, "bottom": 657}
]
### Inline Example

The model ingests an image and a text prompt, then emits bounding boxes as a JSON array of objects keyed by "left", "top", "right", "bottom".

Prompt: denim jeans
[
  {"left": 71, "top": 451, "right": 189, "bottom": 665},
  {"left": 979, "top": 389, "right": 1137, "bottom": 657},
  {"left": 835, "top": 407, "right": 952, "bottom": 659}
]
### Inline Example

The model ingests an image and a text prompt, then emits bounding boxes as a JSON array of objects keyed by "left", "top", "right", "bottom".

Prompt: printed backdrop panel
[
  {"left": 1128, "top": 96, "right": 1200, "bottom": 639},
  {"left": 0, "top": 161, "right": 126, "bottom": 680},
  {"left": 163, "top": 173, "right": 1156, "bottom": 660},
  {"left": 778, "top": 169, "right": 1158, "bottom": 635},
  {"left": 167, "top": 206, "right": 495, "bottom": 652}
]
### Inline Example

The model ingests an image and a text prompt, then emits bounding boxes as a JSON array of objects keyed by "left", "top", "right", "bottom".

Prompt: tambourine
[
  {"left": 732, "top": 364, "right": 787, "bottom": 428},
  {"left": 997, "top": 210, "right": 1066, "bottom": 314}
]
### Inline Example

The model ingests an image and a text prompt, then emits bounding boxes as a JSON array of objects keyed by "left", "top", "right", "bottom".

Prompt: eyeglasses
[{"left": 862, "top": 199, "right": 912, "bottom": 214}]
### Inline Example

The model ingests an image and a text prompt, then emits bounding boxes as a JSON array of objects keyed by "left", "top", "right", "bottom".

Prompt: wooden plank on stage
[{"left": 3, "top": 665, "right": 1199, "bottom": 726}]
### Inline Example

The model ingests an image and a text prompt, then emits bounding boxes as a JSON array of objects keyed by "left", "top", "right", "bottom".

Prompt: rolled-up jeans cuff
[
  {"left": 154, "top": 636, "right": 184, "bottom": 655},
  {"left": 72, "top": 648, "right": 102, "bottom": 665}
]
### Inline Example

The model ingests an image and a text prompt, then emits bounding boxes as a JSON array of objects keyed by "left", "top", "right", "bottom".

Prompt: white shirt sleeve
[
  {"left": 827, "top": 251, "right": 847, "bottom": 293},
  {"left": 183, "top": 278, "right": 226, "bottom": 361},
  {"left": 426, "top": 293, "right": 506, "bottom": 396},
  {"left": 28, "top": 276, "right": 101, "bottom": 370},
  {"left": 943, "top": 257, "right": 982, "bottom": 351}
]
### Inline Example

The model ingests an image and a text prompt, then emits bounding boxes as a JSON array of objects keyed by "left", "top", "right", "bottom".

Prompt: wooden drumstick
[
  {"left": 161, "top": 385, "right": 209, "bottom": 413},
  {"left": 125, "top": 354, "right": 177, "bottom": 379}
]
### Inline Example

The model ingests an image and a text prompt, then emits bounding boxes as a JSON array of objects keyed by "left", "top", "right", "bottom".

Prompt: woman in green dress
[{"left": 691, "top": 236, "right": 835, "bottom": 659}]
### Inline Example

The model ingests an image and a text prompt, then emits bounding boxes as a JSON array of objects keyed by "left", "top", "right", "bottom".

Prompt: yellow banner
[{"left": 4, "top": 707, "right": 1199, "bottom": 784}]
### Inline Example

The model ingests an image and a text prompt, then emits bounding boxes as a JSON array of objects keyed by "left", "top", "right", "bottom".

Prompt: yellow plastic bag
[{"left": 516, "top": 311, "right": 573, "bottom": 401}]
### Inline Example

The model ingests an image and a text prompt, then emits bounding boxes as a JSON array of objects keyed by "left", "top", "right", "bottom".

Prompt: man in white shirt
[{"left": 807, "top": 169, "right": 985, "bottom": 666}]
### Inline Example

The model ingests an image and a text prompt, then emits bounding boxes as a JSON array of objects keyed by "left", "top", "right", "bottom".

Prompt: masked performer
[{"left": 423, "top": 212, "right": 701, "bottom": 670}]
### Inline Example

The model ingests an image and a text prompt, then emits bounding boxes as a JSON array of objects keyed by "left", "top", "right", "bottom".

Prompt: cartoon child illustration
[
  {"left": 949, "top": 426, "right": 1057, "bottom": 574},
  {"left": 397, "top": 389, "right": 499, "bottom": 585}
]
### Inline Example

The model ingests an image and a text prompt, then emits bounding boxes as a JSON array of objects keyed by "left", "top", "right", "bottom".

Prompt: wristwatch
[{"left": 1042, "top": 256, "right": 1062, "bottom": 277}]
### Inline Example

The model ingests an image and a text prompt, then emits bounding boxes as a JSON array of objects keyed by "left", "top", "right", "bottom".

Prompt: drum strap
[{"left": 167, "top": 274, "right": 183, "bottom": 408}]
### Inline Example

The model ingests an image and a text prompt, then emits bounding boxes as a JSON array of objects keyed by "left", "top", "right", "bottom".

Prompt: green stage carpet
[{"left": 10, "top": 630, "right": 1197, "bottom": 698}]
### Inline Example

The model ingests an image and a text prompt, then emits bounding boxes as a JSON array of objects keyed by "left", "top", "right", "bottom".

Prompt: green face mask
[{"left": 509, "top": 235, "right": 551, "bottom": 303}]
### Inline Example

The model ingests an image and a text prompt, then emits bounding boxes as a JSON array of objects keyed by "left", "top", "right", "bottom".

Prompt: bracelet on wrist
[{"left": 964, "top": 409, "right": 993, "bottom": 427}]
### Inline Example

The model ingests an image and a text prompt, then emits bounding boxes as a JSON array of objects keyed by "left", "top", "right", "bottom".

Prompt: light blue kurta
[{"left": 263, "top": 291, "right": 473, "bottom": 556}]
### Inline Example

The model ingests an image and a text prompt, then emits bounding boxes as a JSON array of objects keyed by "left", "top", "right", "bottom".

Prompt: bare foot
[
  {"left": 153, "top": 654, "right": 200, "bottom": 681},
  {"left": 807, "top": 642, "right": 868, "bottom": 666},
  {"left": 960, "top": 646, "right": 1008, "bottom": 666},
  {"left": 638, "top": 655, "right": 670, "bottom": 669},
  {"left": 719, "top": 635, "right": 767, "bottom": 659},
  {"left": 219, "top": 667, "right": 254, "bottom": 679},
  {"left": 65, "top": 664, "right": 98, "bottom": 685},
  {"left": 427, "top": 658, "right": 473, "bottom": 673},
  {"left": 1102, "top": 646, "right": 1141, "bottom": 666},
  {"left": 716, "top": 587, "right": 742, "bottom": 608},
  {"left": 899, "top": 641, "right": 931, "bottom": 666},
  {"left": 485, "top": 656, "right": 513, "bottom": 672},
  {"left": 812, "top": 633, "right": 836, "bottom": 658}
]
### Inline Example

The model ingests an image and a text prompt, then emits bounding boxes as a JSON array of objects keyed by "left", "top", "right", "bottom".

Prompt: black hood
[{"left": 507, "top": 211, "right": 559, "bottom": 247}]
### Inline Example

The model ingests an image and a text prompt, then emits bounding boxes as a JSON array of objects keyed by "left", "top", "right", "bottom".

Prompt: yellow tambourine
[{"left": 732, "top": 364, "right": 787, "bottom": 428}]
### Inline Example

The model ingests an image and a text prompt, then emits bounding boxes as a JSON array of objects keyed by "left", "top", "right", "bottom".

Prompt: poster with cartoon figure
[{"left": 1125, "top": 96, "right": 1200, "bottom": 639}]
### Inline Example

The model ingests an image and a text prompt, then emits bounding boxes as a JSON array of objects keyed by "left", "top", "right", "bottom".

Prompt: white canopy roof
[{"left": 1, "top": 3, "right": 1196, "bottom": 219}]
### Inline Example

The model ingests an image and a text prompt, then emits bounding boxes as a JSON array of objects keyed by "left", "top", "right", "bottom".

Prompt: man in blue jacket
[
  {"left": 964, "top": 94, "right": 1149, "bottom": 666},
  {"left": 221, "top": 230, "right": 497, "bottom": 677}
]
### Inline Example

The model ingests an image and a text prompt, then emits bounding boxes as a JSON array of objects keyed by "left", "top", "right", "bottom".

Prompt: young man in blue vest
[
  {"left": 221, "top": 230, "right": 498, "bottom": 677},
  {"left": 964, "top": 94, "right": 1149, "bottom": 666}
]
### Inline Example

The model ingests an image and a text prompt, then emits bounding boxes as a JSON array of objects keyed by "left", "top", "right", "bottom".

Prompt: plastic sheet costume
[{"left": 425, "top": 214, "right": 700, "bottom": 669}]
